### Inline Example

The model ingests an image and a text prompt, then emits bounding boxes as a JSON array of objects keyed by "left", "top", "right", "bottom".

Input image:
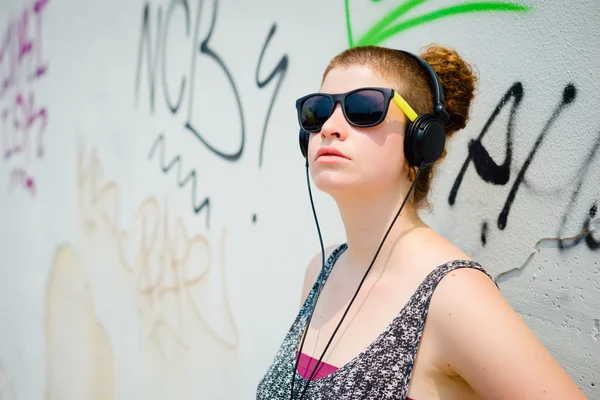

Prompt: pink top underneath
[
  {"left": 296, "top": 352, "right": 414, "bottom": 399},
  {"left": 296, "top": 352, "right": 339, "bottom": 380}
]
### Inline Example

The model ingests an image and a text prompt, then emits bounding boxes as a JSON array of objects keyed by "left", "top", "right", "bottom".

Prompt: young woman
[{"left": 256, "top": 45, "right": 587, "bottom": 399}]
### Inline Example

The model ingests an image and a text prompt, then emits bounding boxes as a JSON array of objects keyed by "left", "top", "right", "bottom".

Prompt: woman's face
[{"left": 308, "top": 65, "right": 409, "bottom": 197}]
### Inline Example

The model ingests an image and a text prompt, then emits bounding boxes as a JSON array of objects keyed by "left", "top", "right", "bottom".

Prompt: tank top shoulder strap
[
  {"left": 299, "top": 243, "right": 348, "bottom": 318},
  {"left": 421, "top": 259, "right": 497, "bottom": 294},
  {"left": 404, "top": 260, "right": 497, "bottom": 334}
]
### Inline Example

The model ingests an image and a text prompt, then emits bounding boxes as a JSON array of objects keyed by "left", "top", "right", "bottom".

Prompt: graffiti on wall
[
  {"left": 448, "top": 82, "right": 600, "bottom": 258},
  {"left": 0, "top": 0, "right": 50, "bottom": 197},
  {"left": 44, "top": 144, "right": 239, "bottom": 399},
  {"left": 135, "top": 0, "right": 288, "bottom": 227},
  {"left": 345, "top": 0, "right": 529, "bottom": 47},
  {"left": 45, "top": 246, "right": 115, "bottom": 400},
  {"left": 342, "top": 1, "right": 599, "bottom": 263}
]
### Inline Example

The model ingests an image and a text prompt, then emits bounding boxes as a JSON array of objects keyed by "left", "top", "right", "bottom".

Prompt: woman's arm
[{"left": 428, "top": 267, "right": 587, "bottom": 399}]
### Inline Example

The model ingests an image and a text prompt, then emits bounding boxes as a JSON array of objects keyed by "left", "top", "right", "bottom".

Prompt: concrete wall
[{"left": 0, "top": 0, "right": 597, "bottom": 398}]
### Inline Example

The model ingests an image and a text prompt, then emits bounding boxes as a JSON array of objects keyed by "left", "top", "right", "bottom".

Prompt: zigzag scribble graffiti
[
  {"left": 148, "top": 133, "right": 211, "bottom": 229},
  {"left": 135, "top": 0, "right": 289, "bottom": 224}
]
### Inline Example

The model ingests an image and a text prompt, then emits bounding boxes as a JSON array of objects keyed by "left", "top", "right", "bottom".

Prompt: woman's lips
[{"left": 316, "top": 147, "right": 349, "bottom": 161}]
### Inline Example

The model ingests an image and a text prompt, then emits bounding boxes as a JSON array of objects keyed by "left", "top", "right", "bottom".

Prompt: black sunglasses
[{"left": 295, "top": 87, "right": 417, "bottom": 133}]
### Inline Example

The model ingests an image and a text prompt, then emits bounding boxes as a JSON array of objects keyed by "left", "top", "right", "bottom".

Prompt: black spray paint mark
[
  {"left": 449, "top": 82, "right": 523, "bottom": 206},
  {"left": 556, "top": 130, "right": 600, "bottom": 251},
  {"left": 185, "top": 0, "right": 245, "bottom": 162},
  {"left": 134, "top": 4, "right": 162, "bottom": 113},
  {"left": 450, "top": 83, "right": 577, "bottom": 229},
  {"left": 481, "top": 221, "right": 489, "bottom": 246},
  {"left": 497, "top": 84, "right": 577, "bottom": 230},
  {"left": 148, "top": 133, "right": 211, "bottom": 228},
  {"left": 255, "top": 23, "right": 288, "bottom": 168},
  {"left": 162, "top": 0, "right": 190, "bottom": 114},
  {"left": 449, "top": 82, "right": 598, "bottom": 252},
  {"left": 134, "top": 0, "right": 290, "bottom": 166},
  {"left": 135, "top": 0, "right": 246, "bottom": 161},
  {"left": 135, "top": 0, "right": 290, "bottom": 225},
  {"left": 585, "top": 203, "right": 599, "bottom": 250}
]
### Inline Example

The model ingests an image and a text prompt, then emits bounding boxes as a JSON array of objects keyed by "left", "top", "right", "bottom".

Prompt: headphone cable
[
  {"left": 289, "top": 161, "right": 328, "bottom": 399},
  {"left": 291, "top": 161, "right": 426, "bottom": 400}
]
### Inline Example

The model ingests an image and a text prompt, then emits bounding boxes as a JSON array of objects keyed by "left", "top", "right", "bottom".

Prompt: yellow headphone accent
[{"left": 392, "top": 92, "right": 418, "bottom": 122}]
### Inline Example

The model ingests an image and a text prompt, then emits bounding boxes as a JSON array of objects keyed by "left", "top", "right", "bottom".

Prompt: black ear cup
[
  {"left": 404, "top": 114, "right": 446, "bottom": 166},
  {"left": 299, "top": 129, "right": 310, "bottom": 159}
]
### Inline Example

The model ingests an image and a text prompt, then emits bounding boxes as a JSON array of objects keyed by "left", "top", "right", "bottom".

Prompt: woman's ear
[
  {"left": 408, "top": 167, "right": 416, "bottom": 182},
  {"left": 403, "top": 159, "right": 416, "bottom": 182}
]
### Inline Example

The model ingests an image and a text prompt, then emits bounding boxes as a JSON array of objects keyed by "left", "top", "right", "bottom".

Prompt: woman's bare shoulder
[{"left": 411, "top": 227, "right": 474, "bottom": 271}]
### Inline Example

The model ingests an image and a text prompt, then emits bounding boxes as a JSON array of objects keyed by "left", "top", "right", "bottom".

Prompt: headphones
[{"left": 298, "top": 49, "right": 450, "bottom": 167}]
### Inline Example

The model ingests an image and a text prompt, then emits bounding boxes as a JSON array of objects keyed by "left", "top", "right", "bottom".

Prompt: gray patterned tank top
[{"left": 256, "top": 243, "right": 495, "bottom": 399}]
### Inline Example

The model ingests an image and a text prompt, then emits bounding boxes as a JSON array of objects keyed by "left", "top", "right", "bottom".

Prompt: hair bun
[{"left": 420, "top": 44, "right": 477, "bottom": 137}]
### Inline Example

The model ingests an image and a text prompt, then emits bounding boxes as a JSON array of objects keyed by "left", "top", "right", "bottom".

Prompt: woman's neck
[{"left": 334, "top": 185, "right": 426, "bottom": 272}]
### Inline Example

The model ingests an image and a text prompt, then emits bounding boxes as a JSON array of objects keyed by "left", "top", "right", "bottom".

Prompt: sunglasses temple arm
[{"left": 392, "top": 92, "right": 418, "bottom": 122}]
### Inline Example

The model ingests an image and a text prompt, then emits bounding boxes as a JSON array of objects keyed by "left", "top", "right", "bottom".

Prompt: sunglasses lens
[
  {"left": 345, "top": 90, "right": 386, "bottom": 126},
  {"left": 300, "top": 95, "right": 333, "bottom": 132}
]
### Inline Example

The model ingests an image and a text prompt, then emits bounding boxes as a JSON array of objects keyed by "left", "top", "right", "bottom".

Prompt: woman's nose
[{"left": 319, "top": 104, "right": 348, "bottom": 140}]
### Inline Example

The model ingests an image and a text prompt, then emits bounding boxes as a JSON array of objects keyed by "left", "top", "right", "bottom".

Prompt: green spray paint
[{"left": 345, "top": 0, "right": 529, "bottom": 48}]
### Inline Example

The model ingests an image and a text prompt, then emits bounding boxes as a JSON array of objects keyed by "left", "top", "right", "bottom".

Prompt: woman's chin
[
  {"left": 311, "top": 172, "right": 362, "bottom": 195},
  {"left": 311, "top": 169, "right": 393, "bottom": 198}
]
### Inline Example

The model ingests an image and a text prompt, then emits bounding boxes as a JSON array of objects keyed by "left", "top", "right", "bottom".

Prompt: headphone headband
[{"left": 396, "top": 50, "right": 450, "bottom": 123}]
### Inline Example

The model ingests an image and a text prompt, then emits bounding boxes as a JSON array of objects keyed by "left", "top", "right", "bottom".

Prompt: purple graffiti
[
  {"left": 2, "top": 91, "right": 47, "bottom": 161},
  {"left": 10, "top": 168, "right": 36, "bottom": 197},
  {"left": 0, "top": 0, "right": 50, "bottom": 197},
  {"left": 0, "top": 0, "right": 49, "bottom": 99}
]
